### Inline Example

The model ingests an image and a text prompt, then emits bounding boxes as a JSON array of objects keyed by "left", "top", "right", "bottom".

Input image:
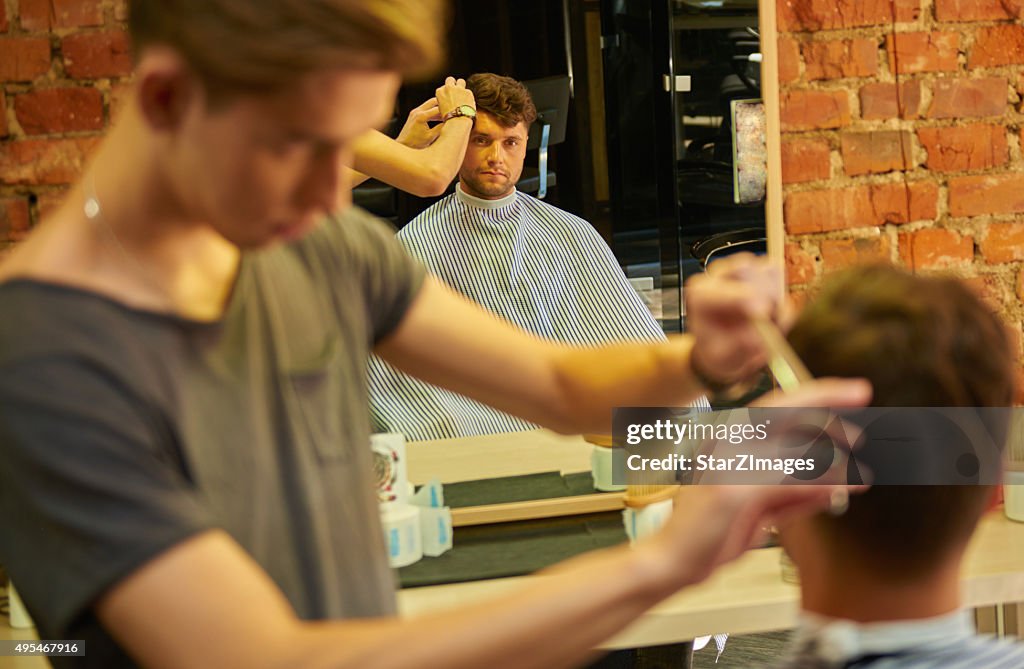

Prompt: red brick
[
  {"left": 778, "top": 0, "right": 896, "bottom": 31},
  {"left": 820, "top": 237, "right": 891, "bottom": 272},
  {"left": 928, "top": 77, "right": 1006, "bottom": 119},
  {"left": 0, "top": 138, "right": 100, "bottom": 185},
  {"left": 62, "top": 30, "right": 132, "bottom": 79},
  {"left": 980, "top": 223, "right": 1024, "bottom": 263},
  {"left": 781, "top": 138, "right": 830, "bottom": 184},
  {"left": 0, "top": 36, "right": 51, "bottom": 81},
  {"left": 886, "top": 32, "right": 960, "bottom": 74},
  {"left": 785, "top": 181, "right": 937, "bottom": 233},
  {"left": 778, "top": 37, "right": 800, "bottom": 84},
  {"left": 0, "top": 197, "right": 31, "bottom": 243},
  {"left": 14, "top": 87, "right": 104, "bottom": 135},
  {"left": 20, "top": 0, "right": 103, "bottom": 31},
  {"left": 859, "top": 80, "right": 922, "bottom": 120},
  {"left": 875, "top": 181, "right": 939, "bottom": 223},
  {"left": 917, "top": 124, "right": 1007, "bottom": 172},
  {"left": 840, "top": 130, "right": 914, "bottom": 176},
  {"left": 802, "top": 39, "right": 878, "bottom": 80},
  {"left": 969, "top": 25, "right": 1024, "bottom": 69},
  {"left": 0, "top": 1, "right": 8, "bottom": 32},
  {"left": 780, "top": 90, "right": 850, "bottom": 131},
  {"left": 935, "top": 0, "right": 1024, "bottom": 21},
  {"left": 950, "top": 174, "right": 1024, "bottom": 218},
  {"left": 895, "top": 0, "right": 924, "bottom": 21},
  {"left": 900, "top": 228, "right": 973, "bottom": 269},
  {"left": 786, "top": 188, "right": 870, "bottom": 234},
  {"left": 785, "top": 242, "right": 816, "bottom": 285},
  {"left": 0, "top": 91, "right": 6, "bottom": 137}
]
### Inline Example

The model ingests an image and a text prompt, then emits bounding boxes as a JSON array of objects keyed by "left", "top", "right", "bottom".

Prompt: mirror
[{"left": 402, "top": 0, "right": 784, "bottom": 480}]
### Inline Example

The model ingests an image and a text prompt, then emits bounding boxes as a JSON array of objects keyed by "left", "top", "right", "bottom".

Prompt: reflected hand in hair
[
  {"left": 396, "top": 96, "right": 443, "bottom": 149},
  {"left": 435, "top": 75, "right": 476, "bottom": 116}
]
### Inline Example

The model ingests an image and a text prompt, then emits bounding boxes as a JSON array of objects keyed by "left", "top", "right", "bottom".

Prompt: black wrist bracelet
[{"left": 689, "top": 351, "right": 733, "bottom": 394}]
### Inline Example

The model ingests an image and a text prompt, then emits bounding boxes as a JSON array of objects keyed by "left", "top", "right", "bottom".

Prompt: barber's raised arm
[
  {"left": 348, "top": 77, "right": 475, "bottom": 197},
  {"left": 374, "top": 256, "right": 783, "bottom": 435},
  {"left": 97, "top": 487, "right": 847, "bottom": 669}
]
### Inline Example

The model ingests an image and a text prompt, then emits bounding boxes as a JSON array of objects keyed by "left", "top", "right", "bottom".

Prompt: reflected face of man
[{"left": 457, "top": 111, "right": 528, "bottom": 200}]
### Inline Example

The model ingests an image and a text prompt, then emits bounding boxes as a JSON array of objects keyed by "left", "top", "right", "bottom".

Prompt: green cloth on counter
[
  {"left": 399, "top": 472, "right": 627, "bottom": 587},
  {"left": 399, "top": 511, "right": 627, "bottom": 587},
  {"left": 442, "top": 471, "right": 600, "bottom": 508}
]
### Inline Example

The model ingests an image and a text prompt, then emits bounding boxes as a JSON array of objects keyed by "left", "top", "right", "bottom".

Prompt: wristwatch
[{"left": 441, "top": 105, "right": 477, "bottom": 122}]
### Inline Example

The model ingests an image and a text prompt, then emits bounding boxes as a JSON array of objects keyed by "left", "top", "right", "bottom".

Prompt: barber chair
[
  {"left": 518, "top": 75, "right": 571, "bottom": 200},
  {"left": 690, "top": 226, "right": 766, "bottom": 270}
]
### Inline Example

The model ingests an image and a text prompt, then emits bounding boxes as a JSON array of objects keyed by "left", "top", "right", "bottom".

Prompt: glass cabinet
[{"left": 601, "top": 0, "right": 766, "bottom": 332}]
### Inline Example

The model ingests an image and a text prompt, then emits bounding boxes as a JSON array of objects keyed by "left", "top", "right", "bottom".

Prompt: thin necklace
[{"left": 83, "top": 172, "right": 168, "bottom": 302}]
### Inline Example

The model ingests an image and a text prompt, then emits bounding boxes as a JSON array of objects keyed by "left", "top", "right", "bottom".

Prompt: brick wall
[
  {"left": 0, "top": 0, "right": 130, "bottom": 252},
  {"left": 778, "top": 0, "right": 1024, "bottom": 392}
]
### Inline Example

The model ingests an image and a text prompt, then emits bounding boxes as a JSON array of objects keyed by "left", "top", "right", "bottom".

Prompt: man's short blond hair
[{"left": 129, "top": 0, "right": 446, "bottom": 96}]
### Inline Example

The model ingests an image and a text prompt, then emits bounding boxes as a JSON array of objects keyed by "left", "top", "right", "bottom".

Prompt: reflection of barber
[
  {"left": 0, "top": 2, "right": 869, "bottom": 668},
  {"left": 347, "top": 76, "right": 475, "bottom": 197},
  {"left": 370, "top": 73, "right": 709, "bottom": 440}
]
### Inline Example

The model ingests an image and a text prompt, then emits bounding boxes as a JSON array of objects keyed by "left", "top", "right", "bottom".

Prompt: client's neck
[{"left": 797, "top": 556, "right": 962, "bottom": 623}]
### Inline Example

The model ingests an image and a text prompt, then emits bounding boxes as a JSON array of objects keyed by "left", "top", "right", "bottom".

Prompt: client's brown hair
[
  {"left": 467, "top": 73, "right": 538, "bottom": 128},
  {"left": 787, "top": 264, "right": 1015, "bottom": 578}
]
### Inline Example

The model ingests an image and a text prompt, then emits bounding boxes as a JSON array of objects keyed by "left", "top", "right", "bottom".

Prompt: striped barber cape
[{"left": 368, "top": 184, "right": 709, "bottom": 441}]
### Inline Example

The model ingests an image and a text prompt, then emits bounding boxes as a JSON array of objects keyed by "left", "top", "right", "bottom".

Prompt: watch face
[{"left": 458, "top": 105, "right": 476, "bottom": 117}]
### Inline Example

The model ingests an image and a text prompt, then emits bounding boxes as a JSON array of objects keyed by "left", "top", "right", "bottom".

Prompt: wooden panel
[
  {"left": 451, "top": 492, "right": 625, "bottom": 527},
  {"left": 758, "top": 0, "right": 785, "bottom": 271},
  {"left": 406, "top": 429, "right": 593, "bottom": 485},
  {"left": 584, "top": 10, "right": 610, "bottom": 202}
]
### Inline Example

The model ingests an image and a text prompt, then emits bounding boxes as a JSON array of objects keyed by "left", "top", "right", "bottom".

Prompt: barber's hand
[
  {"left": 639, "top": 483, "right": 857, "bottom": 590},
  {"left": 435, "top": 76, "right": 476, "bottom": 117},
  {"left": 685, "top": 253, "right": 787, "bottom": 390},
  {"left": 396, "top": 97, "right": 443, "bottom": 149}
]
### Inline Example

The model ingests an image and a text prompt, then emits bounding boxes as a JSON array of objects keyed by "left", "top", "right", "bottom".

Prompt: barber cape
[
  {"left": 774, "top": 609, "right": 1024, "bottom": 668},
  {"left": 369, "top": 185, "right": 710, "bottom": 441}
]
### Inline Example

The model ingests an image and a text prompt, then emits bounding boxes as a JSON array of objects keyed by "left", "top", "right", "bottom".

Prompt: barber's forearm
[
  {"left": 284, "top": 541, "right": 686, "bottom": 669},
  {"left": 351, "top": 119, "right": 471, "bottom": 197},
  {"left": 346, "top": 167, "right": 371, "bottom": 189},
  {"left": 547, "top": 335, "right": 707, "bottom": 434},
  {"left": 412, "top": 117, "right": 472, "bottom": 193}
]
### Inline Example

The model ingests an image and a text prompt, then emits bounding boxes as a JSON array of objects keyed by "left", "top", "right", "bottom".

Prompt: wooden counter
[{"left": 398, "top": 429, "right": 1024, "bottom": 648}]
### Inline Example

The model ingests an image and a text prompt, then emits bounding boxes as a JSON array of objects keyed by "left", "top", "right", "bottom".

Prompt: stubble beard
[{"left": 464, "top": 171, "right": 514, "bottom": 199}]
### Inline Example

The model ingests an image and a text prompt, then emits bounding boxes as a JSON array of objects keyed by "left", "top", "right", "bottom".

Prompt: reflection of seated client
[
  {"left": 772, "top": 265, "right": 1024, "bottom": 668},
  {"left": 370, "top": 73, "right": 709, "bottom": 440}
]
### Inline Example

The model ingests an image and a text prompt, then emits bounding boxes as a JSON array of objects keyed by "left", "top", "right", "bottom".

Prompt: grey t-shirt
[{"left": 0, "top": 208, "right": 425, "bottom": 668}]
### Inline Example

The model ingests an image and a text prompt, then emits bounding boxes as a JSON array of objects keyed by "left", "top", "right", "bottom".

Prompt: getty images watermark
[{"left": 610, "top": 406, "right": 1019, "bottom": 486}]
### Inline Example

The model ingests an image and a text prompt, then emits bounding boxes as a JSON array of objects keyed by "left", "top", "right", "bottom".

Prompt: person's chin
[{"left": 470, "top": 178, "right": 513, "bottom": 198}]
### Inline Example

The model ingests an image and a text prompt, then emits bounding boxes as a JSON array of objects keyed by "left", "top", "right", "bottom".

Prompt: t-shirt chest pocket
[
  {"left": 282, "top": 335, "right": 353, "bottom": 461},
  {"left": 256, "top": 255, "right": 362, "bottom": 463}
]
